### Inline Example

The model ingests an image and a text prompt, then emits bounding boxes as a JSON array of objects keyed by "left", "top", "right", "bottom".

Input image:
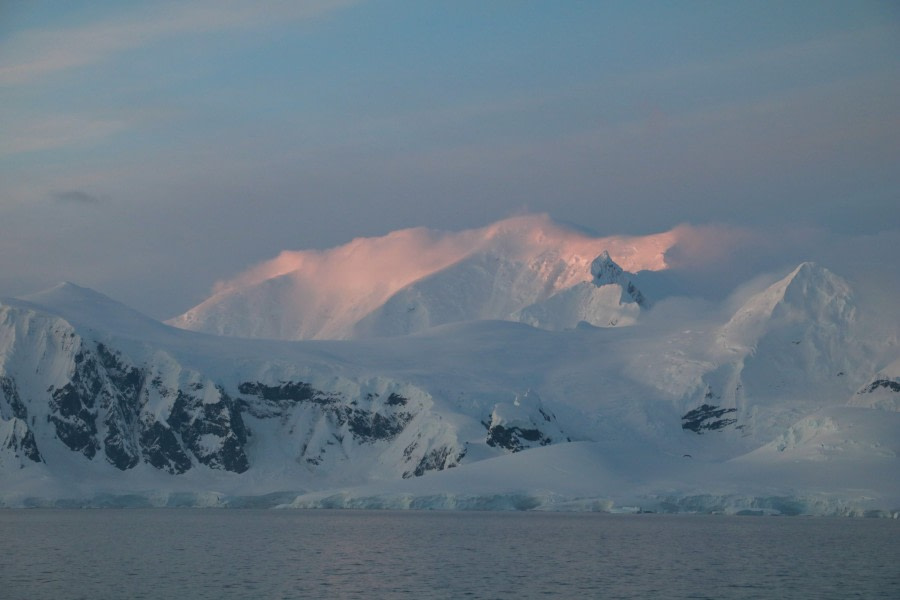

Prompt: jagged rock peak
[
  {"left": 590, "top": 251, "right": 648, "bottom": 307},
  {"left": 590, "top": 251, "right": 623, "bottom": 282}
]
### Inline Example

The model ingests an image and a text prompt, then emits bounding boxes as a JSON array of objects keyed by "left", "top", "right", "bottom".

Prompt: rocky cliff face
[
  {"left": 590, "top": 251, "right": 649, "bottom": 308},
  {"left": 0, "top": 307, "right": 251, "bottom": 475},
  {"left": 235, "top": 381, "right": 465, "bottom": 479},
  {"left": 0, "top": 301, "right": 470, "bottom": 481}
]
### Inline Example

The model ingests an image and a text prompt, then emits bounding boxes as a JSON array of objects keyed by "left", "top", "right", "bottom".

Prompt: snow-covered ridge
[
  {"left": 17, "top": 282, "right": 170, "bottom": 338},
  {"left": 168, "top": 215, "right": 675, "bottom": 340}
]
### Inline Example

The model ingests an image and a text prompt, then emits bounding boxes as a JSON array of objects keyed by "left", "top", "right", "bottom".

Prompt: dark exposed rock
[
  {"left": 403, "top": 444, "right": 465, "bottom": 478},
  {"left": 0, "top": 377, "right": 40, "bottom": 463},
  {"left": 681, "top": 404, "right": 738, "bottom": 433},
  {"left": 140, "top": 421, "right": 192, "bottom": 474},
  {"left": 96, "top": 343, "right": 143, "bottom": 398},
  {"left": 859, "top": 379, "right": 900, "bottom": 394},
  {"left": 38, "top": 340, "right": 253, "bottom": 474},
  {"left": 238, "top": 381, "right": 336, "bottom": 405},
  {"left": 94, "top": 344, "right": 144, "bottom": 470},
  {"left": 2, "top": 418, "right": 43, "bottom": 464},
  {"left": 591, "top": 251, "right": 649, "bottom": 307},
  {"left": 18, "top": 426, "right": 43, "bottom": 463},
  {"left": 240, "top": 380, "right": 414, "bottom": 445},
  {"left": 169, "top": 387, "right": 249, "bottom": 473},
  {"left": 625, "top": 281, "right": 647, "bottom": 307},
  {"left": 104, "top": 414, "right": 140, "bottom": 470},
  {"left": 485, "top": 424, "right": 551, "bottom": 452},
  {"left": 386, "top": 393, "right": 408, "bottom": 406},
  {"left": 346, "top": 410, "right": 412, "bottom": 443},
  {"left": 48, "top": 415, "right": 99, "bottom": 458},
  {"left": 239, "top": 379, "right": 430, "bottom": 476},
  {"left": 3, "top": 324, "right": 439, "bottom": 479},
  {"left": 46, "top": 345, "right": 143, "bottom": 459},
  {"left": 0, "top": 376, "right": 28, "bottom": 420},
  {"left": 402, "top": 440, "right": 418, "bottom": 459},
  {"left": 49, "top": 375, "right": 100, "bottom": 459},
  {"left": 482, "top": 395, "right": 565, "bottom": 453}
]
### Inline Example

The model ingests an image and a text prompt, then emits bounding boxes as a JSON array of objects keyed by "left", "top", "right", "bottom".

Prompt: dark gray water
[{"left": 1, "top": 510, "right": 898, "bottom": 599}]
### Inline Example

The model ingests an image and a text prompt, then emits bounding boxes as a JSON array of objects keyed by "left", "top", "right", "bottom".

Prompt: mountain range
[{"left": 1, "top": 217, "right": 897, "bottom": 515}]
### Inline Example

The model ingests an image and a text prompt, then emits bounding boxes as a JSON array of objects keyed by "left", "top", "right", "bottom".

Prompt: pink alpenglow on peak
[{"left": 169, "top": 215, "right": 687, "bottom": 340}]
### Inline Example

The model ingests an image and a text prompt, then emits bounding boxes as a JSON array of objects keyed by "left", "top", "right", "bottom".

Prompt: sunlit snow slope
[{"left": 169, "top": 215, "right": 675, "bottom": 340}]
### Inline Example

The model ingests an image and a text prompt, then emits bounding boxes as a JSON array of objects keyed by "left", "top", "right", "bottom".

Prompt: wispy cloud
[
  {"left": 0, "top": 114, "right": 129, "bottom": 157},
  {"left": 52, "top": 190, "right": 107, "bottom": 205},
  {"left": 0, "top": 0, "right": 359, "bottom": 86},
  {"left": 618, "top": 23, "right": 898, "bottom": 91}
]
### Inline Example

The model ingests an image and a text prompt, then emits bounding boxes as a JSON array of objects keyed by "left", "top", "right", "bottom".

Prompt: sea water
[{"left": 1, "top": 510, "right": 897, "bottom": 599}]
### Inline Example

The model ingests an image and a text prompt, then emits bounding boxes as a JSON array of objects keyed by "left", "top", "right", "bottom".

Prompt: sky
[{"left": 1, "top": 0, "right": 898, "bottom": 319}]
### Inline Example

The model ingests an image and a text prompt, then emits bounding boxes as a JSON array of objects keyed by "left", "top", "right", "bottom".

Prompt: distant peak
[
  {"left": 23, "top": 281, "right": 109, "bottom": 303},
  {"left": 720, "top": 262, "right": 855, "bottom": 348},
  {"left": 787, "top": 262, "right": 819, "bottom": 279},
  {"left": 780, "top": 262, "right": 846, "bottom": 295},
  {"left": 15, "top": 281, "right": 166, "bottom": 335}
]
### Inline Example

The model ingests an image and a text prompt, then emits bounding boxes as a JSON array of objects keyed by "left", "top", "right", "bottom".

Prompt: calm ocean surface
[{"left": 1, "top": 509, "right": 897, "bottom": 599}]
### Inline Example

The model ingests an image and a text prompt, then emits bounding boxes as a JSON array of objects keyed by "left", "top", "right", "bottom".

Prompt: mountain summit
[
  {"left": 719, "top": 262, "right": 856, "bottom": 351},
  {"left": 591, "top": 251, "right": 649, "bottom": 307},
  {"left": 169, "top": 215, "right": 676, "bottom": 340},
  {"left": 511, "top": 251, "right": 649, "bottom": 330},
  {"left": 681, "top": 262, "right": 870, "bottom": 443}
]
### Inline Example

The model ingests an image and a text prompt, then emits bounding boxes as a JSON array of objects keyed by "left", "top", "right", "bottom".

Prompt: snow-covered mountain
[
  {"left": 673, "top": 262, "right": 874, "bottom": 445},
  {"left": 0, "top": 284, "right": 471, "bottom": 488},
  {"left": 169, "top": 215, "right": 673, "bottom": 340},
  {"left": 2, "top": 254, "right": 898, "bottom": 514}
]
